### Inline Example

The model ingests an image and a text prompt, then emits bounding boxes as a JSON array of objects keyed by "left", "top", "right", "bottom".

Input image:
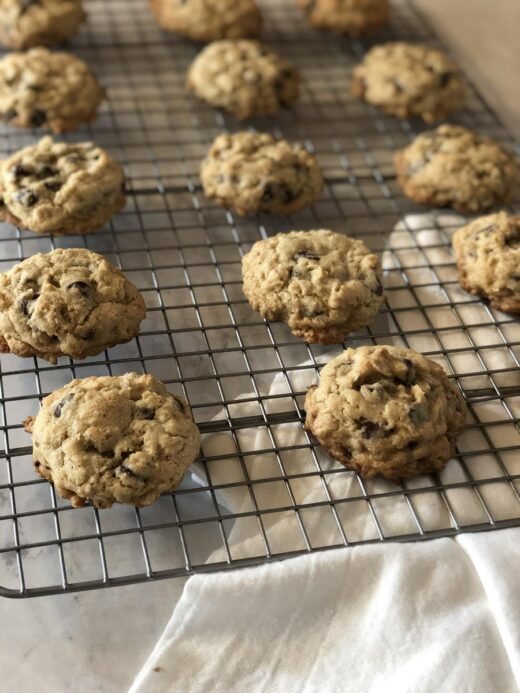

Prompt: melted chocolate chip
[
  {"left": 13, "top": 189, "right": 38, "bottom": 207},
  {"left": 12, "top": 164, "right": 31, "bottom": 179},
  {"left": 54, "top": 394, "right": 74, "bottom": 418},
  {"left": 341, "top": 447, "right": 352, "bottom": 461},
  {"left": 19, "top": 293, "right": 39, "bottom": 316},
  {"left": 85, "top": 444, "right": 113, "bottom": 459},
  {"left": 261, "top": 183, "right": 275, "bottom": 203},
  {"left": 439, "top": 71, "right": 455, "bottom": 88},
  {"left": 44, "top": 181, "right": 62, "bottom": 192},
  {"left": 118, "top": 463, "right": 145, "bottom": 481},
  {"left": 67, "top": 281, "right": 90, "bottom": 298},
  {"left": 360, "top": 420, "right": 383, "bottom": 439},
  {"left": 30, "top": 109, "right": 46, "bottom": 127},
  {"left": 38, "top": 166, "right": 58, "bottom": 179},
  {"left": 136, "top": 407, "right": 155, "bottom": 420},
  {"left": 505, "top": 232, "right": 520, "bottom": 248},
  {"left": 409, "top": 405, "right": 427, "bottom": 425},
  {"left": 294, "top": 251, "right": 321, "bottom": 261},
  {"left": 396, "top": 359, "right": 416, "bottom": 387},
  {"left": 5, "top": 109, "right": 18, "bottom": 121}
]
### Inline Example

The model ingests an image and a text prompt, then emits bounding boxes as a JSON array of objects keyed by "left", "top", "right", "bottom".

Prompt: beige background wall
[{"left": 413, "top": 0, "right": 520, "bottom": 138}]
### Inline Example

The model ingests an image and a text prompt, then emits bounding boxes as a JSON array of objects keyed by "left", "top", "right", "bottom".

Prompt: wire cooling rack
[{"left": 0, "top": 0, "right": 519, "bottom": 598}]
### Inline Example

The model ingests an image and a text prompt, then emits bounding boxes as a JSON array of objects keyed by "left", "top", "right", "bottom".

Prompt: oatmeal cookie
[
  {"left": 305, "top": 345, "right": 467, "bottom": 481},
  {"left": 24, "top": 372, "right": 201, "bottom": 509}
]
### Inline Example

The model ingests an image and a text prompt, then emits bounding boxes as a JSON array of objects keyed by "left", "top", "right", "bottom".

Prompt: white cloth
[
  {"left": 130, "top": 215, "right": 520, "bottom": 692},
  {"left": 130, "top": 530, "right": 520, "bottom": 693}
]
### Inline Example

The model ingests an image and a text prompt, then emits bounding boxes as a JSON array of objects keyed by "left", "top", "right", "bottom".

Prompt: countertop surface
[{"left": 0, "top": 578, "right": 187, "bottom": 692}]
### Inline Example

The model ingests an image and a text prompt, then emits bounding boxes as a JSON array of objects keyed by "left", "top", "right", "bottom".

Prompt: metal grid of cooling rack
[{"left": 0, "top": 0, "right": 519, "bottom": 598}]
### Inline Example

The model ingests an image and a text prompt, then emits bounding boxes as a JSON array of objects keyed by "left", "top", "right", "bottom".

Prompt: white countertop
[{"left": 0, "top": 578, "right": 187, "bottom": 692}]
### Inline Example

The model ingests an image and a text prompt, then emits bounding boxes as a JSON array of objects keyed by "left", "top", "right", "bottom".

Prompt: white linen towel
[{"left": 130, "top": 530, "right": 520, "bottom": 693}]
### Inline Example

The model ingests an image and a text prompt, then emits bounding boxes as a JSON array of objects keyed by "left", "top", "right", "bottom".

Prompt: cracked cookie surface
[
  {"left": 351, "top": 42, "right": 465, "bottom": 122},
  {"left": 0, "top": 248, "right": 146, "bottom": 363},
  {"left": 187, "top": 39, "right": 299, "bottom": 120},
  {"left": 242, "top": 230, "right": 384, "bottom": 343},
  {"left": 305, "top": 345, "right": 467, "bottom": 481},
  {"left": 0, "top": 137, "right": 125, "bottom": 235},
  {"left": 395, "top": 125, "right": 519, "bottom": 213},
  {"left": 24, "top": 372, "right": 201, "bottom": 509},
  {"left": 0, "top": 47, "right": 104, "bottom": 132},
  {"left": 149, "top": 0, "right": 262, "bottom": 42},
  {"left": 201, "top": 132, "right": 323, "bottom": 216},
  {"left": 296, "top": 0, "right": 390, "bottom": 36},
  {"left": 0, "top": 0, "right": 86, "bottom": 49},
  {"left": 453, "top": 212, "right": 520, "bottom": 314}
]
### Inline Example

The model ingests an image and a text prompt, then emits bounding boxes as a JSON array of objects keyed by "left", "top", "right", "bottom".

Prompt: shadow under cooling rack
[{"left": 0, "top": 0, "right": 519, "bottom": 597}]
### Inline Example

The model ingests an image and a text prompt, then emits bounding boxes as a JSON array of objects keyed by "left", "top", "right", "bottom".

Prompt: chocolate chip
[
  {"left": 12, "top": 164, "right": 31, "bottom": 179},
  {"left": 30, "top": 109, "right": 46, "bottom": 127},
  {"left": 409, "top": 404, "right": 427, "bottom": 425},
  {"left": 118, "top": 463, "right": 145, "bottom": 481},
  {"left": 54, "top": 394, "right": 74, "bottom": 418},
  {"left": 360, "top": 420, "right": 383, "bottom": 439},
  {"left": 85, "top": 444, "right": 113, "bottom": 459},
  {"left": 374, "top": 280, "right": 383, "bottom": 296},
  {"left": 67, "top": 281, "right": 90, "bottom": 298},
  {"left": 136, "top": 407, "right": 155, "bottom": 420},
  {"left": 396, "top": 358, "right": 416, "bottom": 387},
  {"left": 44, "top": 181, "right": 62, "bottom": 192},
  {"left": 19, "top": 293, "right": 39, "bottom": 316},
  {"left": 505, "top": 232, "right": 520, "bottom": 248},
  {"left": 341, "top": 447, "right": 352, "bottom": 460},
  {"left": 261, "top": 183, "right": 274, "bottom": 203},
  {"left": 13, "top": 189, "right": 38, "bottom": 207},
  {"left": 439, "top": 72, "right": 453, "bottom": 88},
  {"left": 294, "top": 251, "right": 321, "bottom": 261},
  {"left": 5, "top": 109, "right": 18, "bottom": 121},
  {"left": 38, "top": 166, "right": 58, "bottom": 179}
]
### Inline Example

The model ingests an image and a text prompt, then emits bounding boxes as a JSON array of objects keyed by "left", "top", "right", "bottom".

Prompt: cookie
[
  {"left": 453, "top": 212, "right": 520, "bottom": 314},
  {"left": 394, "top": 125, "right": 519, "bottom": 213},
  {"left": 0, "top": 137, "right": 125, "bottom": 235},
  {"left": 242, "top": 230, "right": 384, "bottom": 343},
  {"left": 0, "top": 0, "right": 86, "bottom": 49},
  {"left": 187, "top": 40, "right": 299, "bottom": 120},
  {"left": 200, "top": 132, "right": 323, "bottom": 216},
  {"left": 297, "top": 0, "right": 390, "bottom": 37},
  {"left": 0, "top": 48, "right": 104, "bottom": 133},
  {"left": 23, "top": 373, "right": 201, "bottom": 509},
  {"left": 0, "top": 248, "right": 146, "bottom": 363},
  {"left": 304, "top": 345, "right": 467, "bottom": 481},
  {"left": 149, "top": 0, "right": 262, "bottom": 42},
  {"left": 351, "top": 42, "right": 465, "bottom": 122}
]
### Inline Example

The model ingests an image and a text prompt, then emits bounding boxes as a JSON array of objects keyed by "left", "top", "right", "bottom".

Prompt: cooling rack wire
[{"left": 0, "top": 0, "right": 519, "bottom": 597}]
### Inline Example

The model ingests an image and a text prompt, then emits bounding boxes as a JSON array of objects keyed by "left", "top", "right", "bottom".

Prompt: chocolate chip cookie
[
  {"left": 453, "top": 212, "right": 520, "bottom": 314},
  {"left": 0, "top": 48, "right": 104, "bottom": 132},
  {"left": 305, "top": 345, "right": 467, "bottom": 481},
  {"left": 351, "top": 42, "right": 465, "bottom": 122},
  {"left": 297, "top": 0, "right": 390, "bottom": 37},
  {"left": 394, "top": 125, "right": 519, "bottom": 213},
  {"left": 242, "top": 230, "right": 384, "bottom": 343},
  {"left": 149, "top": 0, "right": 262, "bottom": 42},
  {"left": 23, "top": 372, "right": 201, "bottom": 509},
  {"left": 0, "top": 0, "right": 86, "bottom": 49},
  {"left": 187, "top": 40, "right": 299, "bottom": 120},
  {"left": 0, "top": 248, "right": 146, "bottom": 363},
  {"left": 200, "top": 132, "right": 323, "bottom": 216},
  {"left": 0, "top": 137, "right": 125, "bottom": 235}
]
